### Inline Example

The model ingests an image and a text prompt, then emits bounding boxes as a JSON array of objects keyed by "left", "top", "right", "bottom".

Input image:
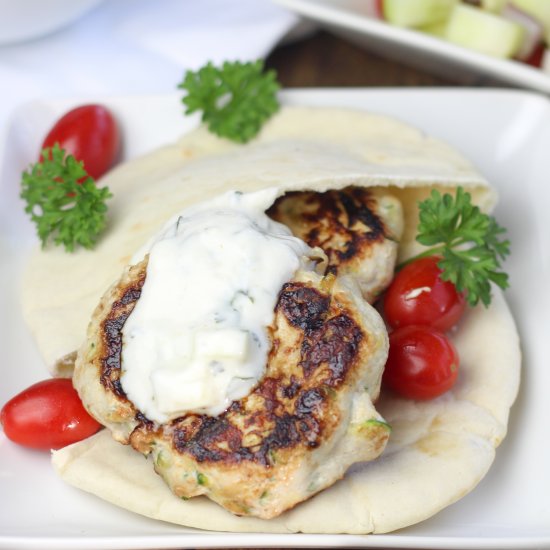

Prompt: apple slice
[
  {"left": 419, "top": 20, "right": 448, "bottom": 38},
  {"left": 502, "top": 3, "right": 544, "bottom": 60},
  {"left": 480, "top": 0, "right": 506, "bottom": 13},
  {"left": 382, "top": 0, "right": 457, "bottom": 28},
  {"left": 510, "top": 0, "right": 550, "bottom": 29},
  {"left": 445, "top": 4, "right": 524, "bottom": 58},
  {"left": 511, "top": 0, "right": 550, "bottom": 44}
]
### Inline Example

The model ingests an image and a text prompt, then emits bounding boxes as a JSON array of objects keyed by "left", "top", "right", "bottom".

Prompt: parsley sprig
[
  {"left": 20, "top": 144, "right": 112, "bottom": 252},
  {"left": 404, "top": 187, "right": 510, "bottom": 307},
  {"left": 178, "top": 59, "right": 280, "bottom": 143}
]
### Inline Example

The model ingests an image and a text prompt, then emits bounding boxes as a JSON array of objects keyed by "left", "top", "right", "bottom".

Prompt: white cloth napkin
[{"left": 0, "top": 0, "right": 298, "bottom": 132}]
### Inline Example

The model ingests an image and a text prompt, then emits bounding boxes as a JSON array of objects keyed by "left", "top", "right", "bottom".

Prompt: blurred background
[{"left": 3, "top": 0, "right": 549, "bottom": 137}]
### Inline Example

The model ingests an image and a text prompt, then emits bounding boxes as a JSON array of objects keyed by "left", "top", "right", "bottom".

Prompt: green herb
[
  {"left": 178, "top": 59, "right": 280, "bottom": 143},
  {"left": 239, "top": 503, "right": 252, "bottom": 514},
  {"left": 404, "top": 187, "right": 510, "bottom": 307},
  {"left": 20, "top": 144, "right": 112, "bottom": 252},
  {"left": 196, "top": 472, "right": 207, "bottom": 486},
  {"left": 307, "top": 481, "right": 318, "bottom": 493},
  {"left": 155, "top": 451, "right": 169, "bottom": 469},
  {"left": 363, "top": 418, "right": 392, "bottom": 431}
]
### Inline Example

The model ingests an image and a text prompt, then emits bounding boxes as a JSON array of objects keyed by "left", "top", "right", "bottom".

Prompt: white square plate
[
  {"left": 0, "top": 89, "right": 549, "bottom": 549},
  {"left": 274, "top": 0, "right": 550, "bottom": 94}
]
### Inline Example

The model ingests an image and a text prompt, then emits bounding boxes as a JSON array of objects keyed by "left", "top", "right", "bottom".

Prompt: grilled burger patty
[
  {"left": 74, "top": 259, "right": 390, "bottom": 518},
  {"left": 267, "top": 187, "right": 403, "bottom": 303},
  {"left": 74, "top": 187, "right": 402, "bottom": 518}
]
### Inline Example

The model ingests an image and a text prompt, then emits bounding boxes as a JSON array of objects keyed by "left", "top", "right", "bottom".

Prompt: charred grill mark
[
  {"left": 100, "top": 312, "right": 130, "bottom": 398},
  {"left": 171, "top": 374, "right": 312, "bottom": 465},
  {"left": 172, "top": 415, "right": 203, "bottom": 444},
  {"left": 294, "top": 389, "right": 324, "bottom": 448},
  {"left": 175, "top": 416, "right": 298, "bottom": 467},
  {"left": 278, "top": 282, "right": 364, "bottom": 384},
  {"left": 341, "top": 188, "right": 386, "bottom": 242},
  {"left": 183, "top": 417, "right": 252, "bottom": 463},
  {"left": 117, "top": 286, "right": 143, "bottom": 306},
  {"left": 318, "top": 188, "right": 386, "bottom": 264},
  {"left": 307, "top": 227, "right": 320, "bottom": 243},
  {"left": 135, "top": 411, "right": 155, "bottom": 430},
  {"left": 302, "top": 315, "right": 363, "bottom": 385},
  {"left": 100, "top": 273, "right": 145, "bottom": 399},
  {"left": 173, "top": 386, "right": 327, "bottom": 464},
  {"left": 281, "top": 375, "right": 301, "bottom": 399},
  {"left": 295, "top": 388, "right": 324, "bottom": 415},
  {"left": 278, "top": 284, "right": 330, "bottom": 331},
  {"left": 259, "top": 414, "right": 302, "bottom": 459},
  {"left": 109, "top": 378, "right": 126, "bottom": 399},
  {"left": 268, "top": 187, "right": 389, "bottom": 273},
  {"left": 257, "top": 376, "right": 279, "bottom": 403}
]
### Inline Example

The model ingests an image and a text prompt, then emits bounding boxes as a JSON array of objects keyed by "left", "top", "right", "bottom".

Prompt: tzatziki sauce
[{"left": 120, "top": 188, "right": 317, "bottom": 423}]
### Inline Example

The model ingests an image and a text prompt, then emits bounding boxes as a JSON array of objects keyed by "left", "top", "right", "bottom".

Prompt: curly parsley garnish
[
  {"left": 404, "top": 186, "right": 510, "bottom": 307},
  {"left": 178, "top": 59, "right": 280, "bottom": 143},
  {"left": 20, "top": 144, "right": 112, "bottom": 252}
]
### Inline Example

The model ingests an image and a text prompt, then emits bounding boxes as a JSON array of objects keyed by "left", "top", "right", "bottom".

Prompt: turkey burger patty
[{"left": 73, "top": 185, "right": 401, "bottom": 518}]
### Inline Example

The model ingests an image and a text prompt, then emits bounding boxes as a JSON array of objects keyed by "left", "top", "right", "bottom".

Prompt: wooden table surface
[
  {"left": 266, "top": 28, "right": 514, "bottom": 88},
  {"left": 198, "top": 27, "right": 509, "bottom": 550}
]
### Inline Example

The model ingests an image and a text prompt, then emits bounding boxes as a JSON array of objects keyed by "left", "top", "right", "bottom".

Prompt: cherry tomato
[
  {"left": 375, "top": 0, "right": 385, "bottom": 18},
  {"left": 383, "top": 325, "right": 459, "bottom": 400},
  {"left": 383, "top": 256, "right": 466, "bottom": 332},
  {"left": 0, "top": 379, "right": 101, "bottom": 450},
  {"left": 41, "top": 104, "right": 120, "bottom": 180}
]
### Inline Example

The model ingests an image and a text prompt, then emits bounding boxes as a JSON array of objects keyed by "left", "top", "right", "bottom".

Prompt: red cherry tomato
[
  {"left": 383, "top": 256, "right": 466, "bottom": 332},
  {"left": 375, "top": 0, "right": 385, "bottom": 18},
  {"left": 0, "top": 379, "right": 101, "bottom": 450},
  {"left": 41, "top": 104, "right": 120, "bottom": 180},
  {"left": 383, "top": 325, "right": 459, "bottom": 400}
]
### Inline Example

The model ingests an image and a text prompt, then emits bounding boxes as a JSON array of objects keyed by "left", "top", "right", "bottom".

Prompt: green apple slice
[
  {"left": 511, "top": 0, "right": 550, "bottom": 29},
  {"left": 419, "top": 20, "right": 448, "bottom": 38},
  {"left": 382, "top": 0, "right": 457, "bottom": 28},
  {"left": 502, "top": 3, "right": 544, "bottom": 59},
  {"left": 480, "top": 0, "right": 506, "bottom": 13},
  {"left": 445, "top": 4, "right": 525, "bottom": 58},
  {"left": 511, "top": 0, "right": 550, "bottom": 44}
]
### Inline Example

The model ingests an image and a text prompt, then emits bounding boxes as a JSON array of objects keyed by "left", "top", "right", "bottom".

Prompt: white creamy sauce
[{"left": 120, "top": 188, "right": 316, "bottom": 423}]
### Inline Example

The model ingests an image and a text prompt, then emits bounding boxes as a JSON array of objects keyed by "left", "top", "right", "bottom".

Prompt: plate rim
[{"left": 1, "top": 87, "right": 549, "bottom": 550}]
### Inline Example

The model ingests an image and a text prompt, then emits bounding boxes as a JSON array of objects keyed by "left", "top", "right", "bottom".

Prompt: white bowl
[
  {"left": 0, "top": 0, "right": 104, "bottom": 45},
  {"left": 274, "top": 0, "right": 550, "bottom": 95}
]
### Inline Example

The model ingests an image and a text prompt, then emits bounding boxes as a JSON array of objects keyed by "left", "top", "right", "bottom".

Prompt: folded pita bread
[
  {"left": 22, "top": 106, "right": 519, "bottom": 533},
  {"left": 21, "top": 106, "right": 496, "bottom": 375}
]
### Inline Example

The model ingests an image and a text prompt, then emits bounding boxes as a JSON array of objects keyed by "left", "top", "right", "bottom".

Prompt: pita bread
[{"left": 22, "top": 105, "right": 518, "bottom": 533}]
